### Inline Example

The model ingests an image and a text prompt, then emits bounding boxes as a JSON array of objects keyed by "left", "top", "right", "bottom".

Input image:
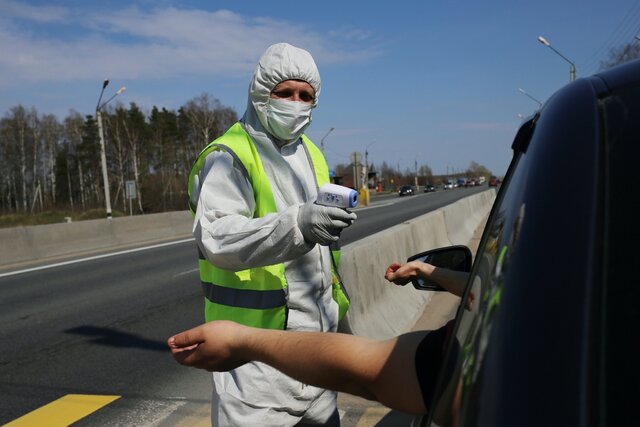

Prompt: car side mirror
[{"left": 406, "top": 245, "right": 472, "bottom": 291}]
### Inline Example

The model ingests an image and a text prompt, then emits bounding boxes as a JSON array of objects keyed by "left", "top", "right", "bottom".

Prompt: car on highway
[
  {"left": 424, "top": 184, "right": 436, "bottom": 193},
  {"left": 398, "top": 185, "right": 414, "bottom": 196},
  {"left": 488, "top": 175, "right": 498, "bottom": 187},
  {"left": 413, "top": 58, "right": 640, "bottom": 426}
]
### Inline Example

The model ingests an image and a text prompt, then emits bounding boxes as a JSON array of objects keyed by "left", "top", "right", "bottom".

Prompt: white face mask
[{"left": 266, "top": 98, "right": 313, "bottom": 143}]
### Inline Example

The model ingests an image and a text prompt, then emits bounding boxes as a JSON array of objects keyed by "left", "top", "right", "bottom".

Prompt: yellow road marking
[{"left": 4, "top": 394, "right": 120, "bottom": 427}]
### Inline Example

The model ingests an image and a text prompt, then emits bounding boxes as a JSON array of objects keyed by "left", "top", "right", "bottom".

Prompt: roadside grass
[{"left": 0, "top": 209, "right": 125, "bottom": 228}]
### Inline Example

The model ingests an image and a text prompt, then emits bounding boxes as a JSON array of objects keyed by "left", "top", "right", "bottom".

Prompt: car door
[
  {"left": 420, "top": 59, "right": 640, "bottom": 427},
  {"left": 422, "top": 71, "right": 605, "bottom": 426}
]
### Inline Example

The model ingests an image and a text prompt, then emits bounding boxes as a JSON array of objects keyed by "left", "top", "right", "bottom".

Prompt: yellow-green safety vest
[{"left": 188, "top": 122, "right": 350, "bottom": 329}]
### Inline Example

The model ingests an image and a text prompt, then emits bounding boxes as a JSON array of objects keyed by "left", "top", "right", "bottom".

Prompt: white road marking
[{"left": 0, "top": 238, "right": 195, "bottom": 279}]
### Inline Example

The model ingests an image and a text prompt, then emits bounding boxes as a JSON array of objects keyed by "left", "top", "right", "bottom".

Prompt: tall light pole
[
  {"left": 518, "top": 88, "right": 543, "bottom": 108},
  {"left": 320, "top": 127, "right": 334, "bottom": 154},
  {"left": 96, "top": 79, "right": 126, "bottom": 219},
  {"left": 538, "top": 36, "right": 575, "bottom": 81},
  {"left": 364, "top": 141, "right": 376, "bottom": 189}
]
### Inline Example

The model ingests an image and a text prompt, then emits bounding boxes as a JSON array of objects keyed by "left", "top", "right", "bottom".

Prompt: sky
[{"left": 1, "top": 0, "right": 639, "bottom": 177}]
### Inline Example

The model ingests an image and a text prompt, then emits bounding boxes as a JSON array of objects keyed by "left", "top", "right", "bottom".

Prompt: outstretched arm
[
  {"left": 385, "top": 261, "right": 469, "bottom": 297},
  {"left": 168, "top": 320, "right": 430, "bottom": 415}
]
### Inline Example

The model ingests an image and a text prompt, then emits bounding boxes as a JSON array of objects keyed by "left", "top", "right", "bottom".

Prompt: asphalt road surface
[{"left": 0, "top": 186, "right": 487, "bottom": 426}]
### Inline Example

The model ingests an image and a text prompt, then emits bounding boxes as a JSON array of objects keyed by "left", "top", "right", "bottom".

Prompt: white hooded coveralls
[{"left": 192, "top": 43, "right": 340, "bottom": 426}]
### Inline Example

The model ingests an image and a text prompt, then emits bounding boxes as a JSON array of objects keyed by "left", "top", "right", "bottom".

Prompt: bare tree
[
  {"left": 108, "top": 108, "right": 129, "bottom": 212},
  {"left": 0, "top": 91, "right": 240, "bottom": 218},
  {"left": 182, "top": 93, "right": 237, "bottom": 159},
  {"left": 63, "top": 112, "right": 86, "bottom": 210},
  {"left": 4, "top": 106, "right": 31, "bottom": 212},
  {"left": 119, "top": 103, "right": 148, "bottom": 213},
  {"left": 466, "top": 161, "right": 492, "bottom": 179},
  {"left": 28, "top": 108, "right": 42, "bottom": 211},
  {"left": 600, "top": 40, "right": 640, "bottom": 70},
  {"left": 40, "top": 114, "right": 62, "bottom": 207}
]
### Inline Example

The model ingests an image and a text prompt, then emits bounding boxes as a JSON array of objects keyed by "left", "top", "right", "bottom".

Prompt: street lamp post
[
  {"left": 518, "top": 88, "right": 543, "bottom": 108},
  {"left": 538, "top": 36, "right": 575, "bottom": 81},
  {"left": 320, "top": 127, "right": 334, "bottom": 154},
  {"left": 96, "top": 79, "right": 126, "bottom": 219},
  {"left": 364, "top": 141, "right": 376, "bottom": 189}
]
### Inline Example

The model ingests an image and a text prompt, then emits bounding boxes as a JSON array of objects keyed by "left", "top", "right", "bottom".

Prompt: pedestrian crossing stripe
[{"left": 4, "top": 394, "right": 121, "bottom": 427}]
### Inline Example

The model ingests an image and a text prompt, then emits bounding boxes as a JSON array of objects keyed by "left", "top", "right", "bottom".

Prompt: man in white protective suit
[{"left": 187, "top": 42, "right": 357, "bottom": 426}]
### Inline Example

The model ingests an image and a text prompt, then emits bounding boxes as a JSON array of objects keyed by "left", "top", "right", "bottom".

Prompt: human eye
[
  {"left": 271, "top": 89, "right": 293, "bottom": 99},
  {"left": 300, "top": 92, "right": 315, "bottom": 103}
]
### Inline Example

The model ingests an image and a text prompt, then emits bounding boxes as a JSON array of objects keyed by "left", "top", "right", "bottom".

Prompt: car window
[
  {"left": 452, "top": 151, "right": 529, "bottom": 423},
  {"left": 425, "top": 73, "right": 640, "bottom": 426},
  {"left": 422, "top": 142, "right": 527, "bottom": 425},
  {"left": 420, "top": 62, "right": 640, "bottom": 427},
  {"left": 433, "top": 84, "right": 598, "bottom": 425},
  {"left": 601, "top": 82, "right": 640, "bottom": 425}
]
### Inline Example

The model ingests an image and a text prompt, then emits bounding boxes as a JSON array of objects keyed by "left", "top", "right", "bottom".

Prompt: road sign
[{"left": 126, "top": 180, "right": 136, "bottom": 199}]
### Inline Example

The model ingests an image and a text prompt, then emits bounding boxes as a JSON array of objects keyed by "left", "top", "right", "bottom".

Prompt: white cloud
[
  {"left": 0, "top": 3, "right": 383, "bottom": 88},
  {"left": 0, "top": 0, "right": 71, "bottom": 23}
]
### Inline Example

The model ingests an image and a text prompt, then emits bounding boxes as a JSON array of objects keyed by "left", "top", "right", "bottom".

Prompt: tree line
[
  {"left": 3, "top": 40, "right": 634, "bottom": 219},
  {"left": 0, "top": 93, "right": 237, "bottom": 216},
  {"left": 0, "top": 88, "right": 494, "bottom": 220}
]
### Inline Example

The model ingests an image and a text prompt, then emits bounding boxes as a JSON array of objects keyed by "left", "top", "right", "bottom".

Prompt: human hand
[
  {"left": 385, "top": 261, "right": 437, "bottom": 286},
  {"left": 385, "top": 261, "right": 423, "bottom": 286},
  {"left": 298, "top": 201, "right": 357, "bottom": 245},
  {"left": 167, "top": 320, "right": 249, "bottom": 372}
]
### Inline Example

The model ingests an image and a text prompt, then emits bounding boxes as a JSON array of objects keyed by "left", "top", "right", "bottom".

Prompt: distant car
[
  {"left": 488, "top": 175, "right": 498, "bottom": 187},
  {"left": 398, "top": 185, "right": 414, "bottom": 196},
  {"left": 443, "top": 181, "right": 454, "bottom": 190},
  {"left": 423, "top": 184, "right": 436, "bottom": 193},
  {"left": 465, "top": 179, "right": 476, "bottom": 187}
]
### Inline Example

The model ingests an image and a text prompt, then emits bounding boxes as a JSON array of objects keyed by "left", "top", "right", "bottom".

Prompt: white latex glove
[{"left": 297, "top": 202, "right": 357, "bottom": 245}]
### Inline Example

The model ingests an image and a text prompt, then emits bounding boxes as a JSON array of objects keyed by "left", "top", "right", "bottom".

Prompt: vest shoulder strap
[{"left": 188, "top": 122, "right": 276, "bottom": 217}]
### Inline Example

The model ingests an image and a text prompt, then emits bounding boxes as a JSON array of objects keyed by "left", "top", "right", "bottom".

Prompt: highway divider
[
  {"left": 0, "top": 211, "right": 193, "bottom": 268},
  {"left": 338, "top": 189, "right": 496, "bottom": 339},
  {"left": 0, "top": 190, "right": 496, "bottom": 339}
]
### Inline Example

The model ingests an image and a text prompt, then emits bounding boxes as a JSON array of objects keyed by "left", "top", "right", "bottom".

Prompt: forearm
[
  {"left": 169, "top": 321, "right": 431, "bottom": 414},
  {"left": 242, "top": 328, "right": 429, "bottom": 414},
  {"left": 428, "top": 267, "right": 469, "bottom": 297},
  {"left": 386, "top": 262, "right": 468, "bottom": 298},
  {"left": 195, "top": 205, "right": 313, "bottom": 270}
]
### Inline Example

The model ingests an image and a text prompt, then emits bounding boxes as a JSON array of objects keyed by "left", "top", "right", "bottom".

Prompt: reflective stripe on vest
[{"left": 188, "top": 122, "right": 349, "bottom": 329}]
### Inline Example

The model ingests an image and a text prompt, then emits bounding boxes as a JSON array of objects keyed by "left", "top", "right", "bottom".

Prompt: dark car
[
  {"left": 398, "top": 185, "right": 414, "bottom": 196},
  {"left": 414, "top": 59, "right": 640, "bottom": 426},
  {"left": 424, "top": 184, "right": 436, "bottom": 193}
]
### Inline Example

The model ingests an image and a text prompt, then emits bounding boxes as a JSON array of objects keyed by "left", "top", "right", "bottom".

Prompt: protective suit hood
[{"left": 243, "top": 43, "right": 321, "bottom": 146}]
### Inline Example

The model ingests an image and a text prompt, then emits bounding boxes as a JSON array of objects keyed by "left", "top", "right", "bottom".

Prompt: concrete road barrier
[
  {"left": 0, "top": 211, "right": 193, "bottom": 268},
  {"left": 339, "top": 189, "right": 496, "bottom": 339},
  {"left": 0, "top": 191, "right": 495, "bottom": 340}
]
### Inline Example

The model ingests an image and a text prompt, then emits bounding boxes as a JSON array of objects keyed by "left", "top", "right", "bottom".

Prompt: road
[{"left": 0, "top": 186, "right": 487, "bottom": 426}]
